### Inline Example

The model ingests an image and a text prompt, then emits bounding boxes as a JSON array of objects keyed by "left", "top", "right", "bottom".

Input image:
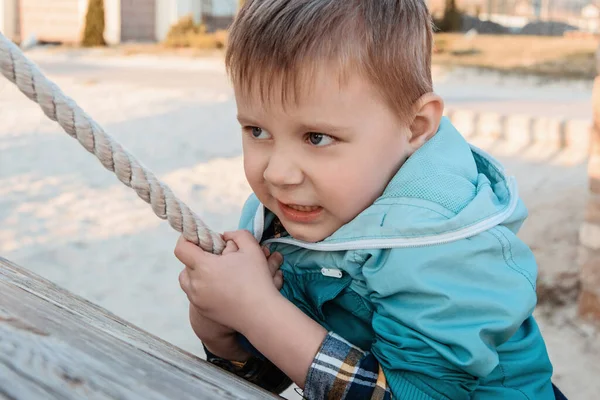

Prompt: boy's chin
[{"left": 284, "top": 223, "right": 336, "bottom": 243}]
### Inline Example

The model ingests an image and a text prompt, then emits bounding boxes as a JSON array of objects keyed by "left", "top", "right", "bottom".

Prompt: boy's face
[{"left": 235, "top": 67, "right": 413, "bottom": 242}]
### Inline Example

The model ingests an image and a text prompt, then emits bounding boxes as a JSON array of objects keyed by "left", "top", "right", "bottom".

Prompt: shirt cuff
[{"left": 303, "top": 332, "right": 392, "bottom": 400}]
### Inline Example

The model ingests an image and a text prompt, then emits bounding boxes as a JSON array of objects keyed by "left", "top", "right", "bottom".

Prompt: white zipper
[{"left": 261, "top": 176, "right": 518, "bottom": 252}]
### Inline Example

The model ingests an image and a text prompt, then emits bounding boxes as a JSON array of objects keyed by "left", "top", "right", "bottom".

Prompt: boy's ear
[{"left": 408, "top": 93, "right": 444, "bottom": 153}]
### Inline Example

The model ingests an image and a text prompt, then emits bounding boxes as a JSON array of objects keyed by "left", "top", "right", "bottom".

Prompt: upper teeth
[{"left": 288, "top": 204, "right": 319, "bottom": 212}]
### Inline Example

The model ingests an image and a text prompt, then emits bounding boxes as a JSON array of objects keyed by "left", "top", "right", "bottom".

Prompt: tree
[
  {"left": 437, "top": 0, "right": 462, "bottom": 32},
  {"left": 81, "top": 0, "right": 106, "bottom": 47}
]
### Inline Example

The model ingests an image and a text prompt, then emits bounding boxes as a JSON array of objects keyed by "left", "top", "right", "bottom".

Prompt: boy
[{"left": 176, "top": 1, "right": 563, "bottom": 398}]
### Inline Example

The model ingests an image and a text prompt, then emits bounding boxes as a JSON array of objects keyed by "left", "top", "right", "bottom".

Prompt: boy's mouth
[
  {"left": 277, "top": 201, "right": 323, "bottom": 223},
  {"left": 286, "top": 204, "right": 321, "bottom": 212}
]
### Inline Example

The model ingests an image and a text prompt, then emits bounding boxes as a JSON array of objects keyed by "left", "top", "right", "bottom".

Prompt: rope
[{"left": 0, "top": 33, "right": 225, "bottom": 254}]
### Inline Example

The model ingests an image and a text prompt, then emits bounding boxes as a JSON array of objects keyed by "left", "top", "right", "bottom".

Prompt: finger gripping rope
[{"left": 0, "top": 33, "right": 225, "bottom": 254}]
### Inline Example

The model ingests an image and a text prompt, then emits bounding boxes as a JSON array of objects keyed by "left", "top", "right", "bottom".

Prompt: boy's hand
[
  {"left": 176, "top": 230, "right": 284, "bottom": 333},
  {"left": 189, "top": 303, "right": 251, "bottom": 362},
  {"left": 186, "top": 239, "right": 237, "bottom": 358},
  {"left": 184, "top": 240, "right": 284, "bottom": 361}
]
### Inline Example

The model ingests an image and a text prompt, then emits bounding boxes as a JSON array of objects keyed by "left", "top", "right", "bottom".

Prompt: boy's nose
[{"left": 263, "top": 151, "right": 304, "bottom": 187}]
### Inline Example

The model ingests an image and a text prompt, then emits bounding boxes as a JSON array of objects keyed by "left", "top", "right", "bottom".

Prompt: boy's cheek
[{"left": 243, "top": 156, "right": 264, "bottom": 183}]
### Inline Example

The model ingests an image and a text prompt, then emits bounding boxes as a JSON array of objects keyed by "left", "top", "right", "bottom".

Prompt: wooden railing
[{"left": 0, "top": 257, "right": 278, "bottom": 399}]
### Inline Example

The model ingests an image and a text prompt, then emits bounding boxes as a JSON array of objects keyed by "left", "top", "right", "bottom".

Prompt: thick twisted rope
[{"left": 0, "top": 33, "right": 225, "bottom": 254}]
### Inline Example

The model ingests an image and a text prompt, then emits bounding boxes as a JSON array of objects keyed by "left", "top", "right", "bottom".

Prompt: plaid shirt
[
  {"left": 204, "top": 332, "right": 392, "bottom": 399},
  {"left": 303, "top": 332, "right": 392, "bottom": 399}
]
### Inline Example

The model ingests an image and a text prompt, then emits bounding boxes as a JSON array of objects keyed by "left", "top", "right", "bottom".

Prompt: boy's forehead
[
  {"left": 233, "top": 69, "right": 396, "bottom": 133},
  {"left": 233, "top": 63, "right": 361, "bottom": 111}
]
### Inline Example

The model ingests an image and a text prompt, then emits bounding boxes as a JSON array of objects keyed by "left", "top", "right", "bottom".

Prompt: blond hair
[{"left": 226, "top": 0, "right": 433, "bottom": 123}]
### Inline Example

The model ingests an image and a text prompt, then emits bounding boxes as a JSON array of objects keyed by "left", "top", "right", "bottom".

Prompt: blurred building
[
  {"left": 0, "top": 0, "right": 236, "bottom": 45},
  {"left": 0, "top": 0, "right": 19, "bottom": 41},
  {"left": 427, "top": 0, "right": 599, "bottom": 34}
]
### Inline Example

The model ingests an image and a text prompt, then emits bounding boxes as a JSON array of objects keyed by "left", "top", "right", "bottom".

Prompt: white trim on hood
[
  {"left": 253, "top": 204, "right": 265, "bottom": 243},
  {"left": 254, "top": 145, "right": 518, "bottom": 252}
]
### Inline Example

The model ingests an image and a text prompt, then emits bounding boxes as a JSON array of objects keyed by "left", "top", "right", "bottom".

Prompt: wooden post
[
  {"left": 0, "top": 257, "right": 279, "bottom": 399},
  {"left": 578, "top": 44, "right": 600, "bottom": 322}
]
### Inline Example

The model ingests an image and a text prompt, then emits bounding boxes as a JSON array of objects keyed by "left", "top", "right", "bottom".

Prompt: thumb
[
  {"left": 222, "top": 230, "right": 260, "bottom": 252},
  {"left": 174, "top": 235, "right": 214, "bottom": 269}
]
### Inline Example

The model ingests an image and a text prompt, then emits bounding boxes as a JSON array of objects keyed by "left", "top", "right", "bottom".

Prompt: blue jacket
[{"left": 238, "top": 117, "right": 555, "bottom": 399}]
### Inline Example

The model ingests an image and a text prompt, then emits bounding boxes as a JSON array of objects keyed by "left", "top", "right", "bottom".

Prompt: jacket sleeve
[{"left": 362, "top": 229, "right": 538, "bottom": 399}]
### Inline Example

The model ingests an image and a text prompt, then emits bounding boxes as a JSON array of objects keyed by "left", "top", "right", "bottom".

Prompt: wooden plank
[{"left": 0, "top": 257, "right": 279, "bottom": 399}]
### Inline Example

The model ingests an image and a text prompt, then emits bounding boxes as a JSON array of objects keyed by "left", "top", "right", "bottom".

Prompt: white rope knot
[{"left": 0, "top": 33, "right": 225, "bottom": 254}]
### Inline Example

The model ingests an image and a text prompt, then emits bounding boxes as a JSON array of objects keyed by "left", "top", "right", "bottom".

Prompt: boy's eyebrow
[
  {"left": 237, "top": 115, "right": 349, "bottom": 134},
  {"left": 236, "top": 114, "right": 261, "bottom": 126},
  {"left": 298, "top": 121, "right": 349, "bottom": 134}
]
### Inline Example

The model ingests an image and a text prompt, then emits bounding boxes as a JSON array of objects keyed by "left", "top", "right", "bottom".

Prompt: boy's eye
[
  {"left": 248, "top": 126, "right": 271, "bottom": 139},
  {"left": 307, "top": 133, "right": 335, "bottom": 147}
]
